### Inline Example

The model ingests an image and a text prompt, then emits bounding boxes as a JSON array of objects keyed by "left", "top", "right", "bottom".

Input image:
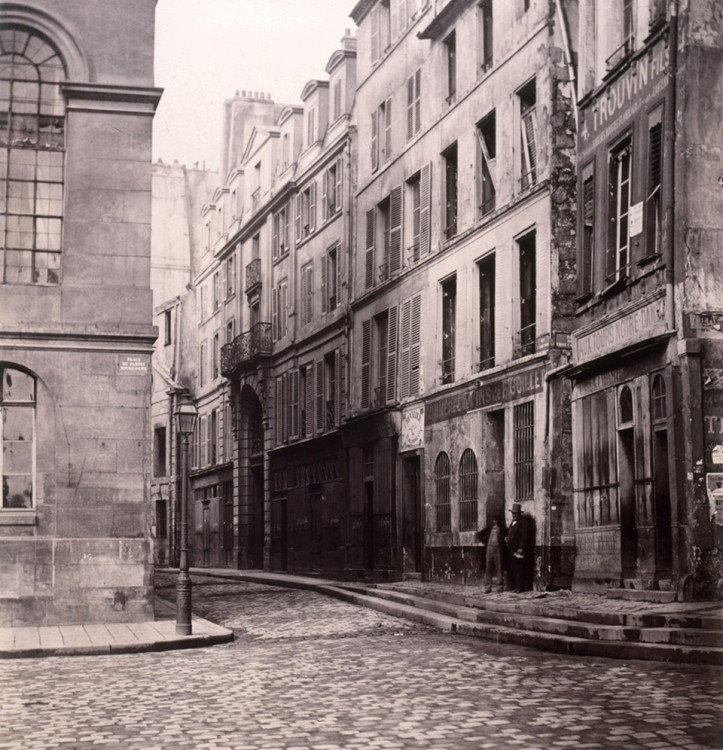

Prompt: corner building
[
  {"left": 347, "top": 0, "right": 577, "bottom": 584},
  {"left": 569, "top": 0, "right": 723, "bottom": 597},
  {"left": 0, "top": 3, "right": 161, "bottom": 624}
]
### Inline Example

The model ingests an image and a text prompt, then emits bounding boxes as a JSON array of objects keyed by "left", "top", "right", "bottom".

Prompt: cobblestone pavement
[{"left": 1, "top": 574, "right": 721, "bottom": 750}]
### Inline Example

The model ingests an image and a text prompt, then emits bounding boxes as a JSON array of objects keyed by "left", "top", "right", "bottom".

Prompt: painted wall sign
[
  {"left": 118, "top": 355, "right": 149, "bottom": 374},
  {"left": 572, "top": 296, "right": 666, "bottom": 365},
  {"left": 580, "top": 39, "right": 668, "bottom": 148},
  {"left": 425, "top": 366, "right": 545, "bottom": 426},
  {"left": 400, "top": 405, "right": 425, "bottom": 451}
]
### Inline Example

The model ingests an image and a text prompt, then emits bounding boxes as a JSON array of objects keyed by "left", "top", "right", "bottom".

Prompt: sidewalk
[{"left": 0, "top": 595, "right": 233, "bottom": 659}]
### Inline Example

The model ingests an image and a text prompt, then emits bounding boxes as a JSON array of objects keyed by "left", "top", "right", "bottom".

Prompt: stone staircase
[{"left": 316, "top": 581, "right": 723, "bottom": 666}]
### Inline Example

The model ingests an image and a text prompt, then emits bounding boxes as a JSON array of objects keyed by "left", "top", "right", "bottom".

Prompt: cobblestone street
[{"left": 1, "top": 574, "right": 721, "bottom": 750}]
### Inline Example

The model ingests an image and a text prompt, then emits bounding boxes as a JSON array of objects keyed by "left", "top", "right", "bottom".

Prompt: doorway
[{"left": 401, "top": 456, "right": 421, "bottom": 574}]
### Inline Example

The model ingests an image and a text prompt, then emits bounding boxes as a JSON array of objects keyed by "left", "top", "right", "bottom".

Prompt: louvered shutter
[
  {"left": 321, "top": 253, "right": 328, "bottom": 314},
  {"left": 419, "top": 163, "right": 431, "bottom": 255},
  {"left": 399, "top": 298, "right": 411, "bottom": 399},
  {"left": 649, "top": 122, "right": 662, "bottom": 191},
  {"left": 295, "top": 194, "right": 301, "bottom": 244},
  {"left": 271, "top": 287, "right": 279, "bottom": 341},
  {"left": 365, "top": 209, "right": 375, "bottom": 289},
  {"left": 322, "top": 167, "right": 328, "bottom": 220},
  {"left": 409, "top": 294, "right": 421, "bottom": 396},
  {"left": 306, "top": 266, "right": 313, "bottom": 323},
  {"left": 335, "top": 158, "right": 343, "bottom": 211},
  {"left": 407, "top": 76, "right": 414, "bottom": 141},
  {"left": 280, "top": 283, "right": 288, "bottom": 338},
  {"left": 335, "top": 348, "right": 342, "bottom": 426},
  {"left": 389, "top": 185, "right": 402, "bottom": 273},
  {"left": 371, "top": 110, "right": 379, "bottom": 171},
  {"left": 384, "top": 97, "right": 393, "bottom": 161},
  {"left": 305, "top": 364, "right": 315, "bottom": 438},
  {"left": 316, "top": 360, "right": 324, "bottom": 432},
  {"left": 337, "top": 244, "right": 342, "bottom": 307},
  {"left": 414, "top": 70, "right": 421, "bottom": 133},
  {"left": 272, "top": 212, "right": 278, "bottom": 259},
  {"left": 290, "top": 370, "right": 299, "bottom": 439},
  {"left": 361, "top": 320, "right": 371, "bottom": 410},
  {"left": 371, "top": 5, "right": 380, "bottom": 61},
  {"left": 309, "top": 181, "right": 316, "bottom": 231},
  {"left": 386, "top": 305, "right": 398, "bottom": 403}
]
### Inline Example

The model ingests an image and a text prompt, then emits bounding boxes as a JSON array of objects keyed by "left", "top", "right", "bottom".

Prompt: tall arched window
[
  {"left": 459, "top": 448, "right": 478, "bottom": 531},
  {"left": 1, "top": 26, "right": 66, "bottom": 285},
  {"left": 1, "top": 365, "right": 36, "bottom": 508},
  {"left": 434, "top": 451, "right": 451, "bottom": 532}
]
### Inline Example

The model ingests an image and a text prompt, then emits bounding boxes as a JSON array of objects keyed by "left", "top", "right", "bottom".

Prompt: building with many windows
[
  {"left": 0, "top": 2, "right": 161, "bottom": 624},
  {"left": 346, "top": 0, "right": 578, "bottom": 584},
  {"left": 568, "top": 0, "right": 723, "bottom": 597}
]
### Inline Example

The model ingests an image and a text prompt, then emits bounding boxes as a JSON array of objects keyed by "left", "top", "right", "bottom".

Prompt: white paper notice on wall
[{"left": 629, "top": 201, "right": 643, "bottom": 236}]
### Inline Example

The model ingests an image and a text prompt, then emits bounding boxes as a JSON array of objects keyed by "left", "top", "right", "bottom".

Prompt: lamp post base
[{"left": 176, "top": 571, "right": 192, "bottom": 636}]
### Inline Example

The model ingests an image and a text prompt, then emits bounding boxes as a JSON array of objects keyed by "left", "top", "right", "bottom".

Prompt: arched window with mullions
[
  {"left": 459, "top": 448, "right": 478, "bottom": 531},
  {"left": 1, "top": 365, "right": 36, "bottom": 508},
  {"left": 434, "top": 451, "right": 451, "bottom": 532},
  {"left": 0, "top": 26, "right": 66, "bottom": 285}
]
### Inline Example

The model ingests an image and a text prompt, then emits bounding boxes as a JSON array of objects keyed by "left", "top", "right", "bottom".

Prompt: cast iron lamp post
[{"left": 175, "top": 396, "right": 198, "bottom": 635}]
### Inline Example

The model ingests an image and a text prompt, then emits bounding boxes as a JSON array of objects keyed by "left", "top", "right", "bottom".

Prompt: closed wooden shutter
[
  {"left": 406, "top": 75, "right": 414, "bottom": 141},
  {"left": 389, "top": 185, "right": 402, "bottom": 273},
  {"left": 295, "top": 194, "right": 301, "bottom": 244},
  {"left": 335, "top": 348, "right": 342, "bottom": 426},
  {"left": 386, "top": 305, "right": 398, "bottom": 404},
  {"left": 410, "top": 294, "right": 421, "bottom": 396},
  {"left": 335, "top": 158, "right": 343, "bottom": 210},
  {"left": 371, "top": 110, "right": 379, "bottom": 171},
  {"left": 399, "top": 298, "right": 411, "bottom": 399},
  {"left": 305, "top": 364, "right": 315, "bottom": 438},
  {"left": 271, "top": 287, "right": 279, "bottom": 341},
  {"left": 384, "top": 97, "right": 392, "bottom": 161},
  {"left": 316, "top": 360, "right": 324, "bottom": 432},
  {"left": 419, "top": 163, "right": 431, "bottom": 255},
  {"left": 289, "top": 370, "right": 299, "bottom": 439},
  {"left": 361, "top": 319, "right": 371, "bottom": 409},
  {"left": 321, "top": 253, "right": 328, "bottom": 314},
  {"left": 309, "top": 181, "right": 316, "bottom": 231},
  {"left": 365, "top": 209, "right": 375, "bottom": 289}
]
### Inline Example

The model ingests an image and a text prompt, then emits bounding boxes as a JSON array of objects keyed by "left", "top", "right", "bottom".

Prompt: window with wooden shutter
[
  {"left": 309, "top": 182, "right": 316, "bottom": 232},
  {"left": 476, "top": 111, "right": 496, "bottom": 217},
  {"left": 443, "top": 142, "right": 458, "bottom": 239},
  {"left": 580, "top": 162, "right": 595, "bottom": 297},
  {"left": 406, "top": 69, "right": 421, "bottom": 141},
  {"left": 518, "top": 231, "right": 536, "bottom": 357},
  {"left": 335, "top": 159, "right": 343, "bottom": 211},
  {"left": 419, "top": 163, "right": 431, "bottom": 255},
  {"left": 361, "top": 319, "right": 372, "bottom": 410},
  {"left": 518, "top": 78, "right": 537, "bottom": 190},
  {"left": 275, "top": 376, "right": 283, "bottom": 445},
  {"left": 289, "top": 370, "right": 299, "bottom": 439},
  {"left": 335, "top": 348, "right": 342, "bottom": 425},
  {"left": 645, "top": 107, "right": 663, "bottom": 260},
  {"left": 386, "top": 305, "right": 398, "bottom": 403},
  {"left": 272, "top": 211, "right": 279, "bottom": 259},
  {"left": 478, "top": 254, "right": 496, "bottom": 371},
  {"left": 441, "top": 276, "right": 456, "bottom": 384},
  {"left": 409, "top": 294, "right": 421, "bottom": 396},
  {"left": 384, "top": 97, "right": 393, "bottom": 162},
  {"left": 295, "top": 193, "right": 302, "bottom": 244},
  {"left": 316, "top": 360, "right": 324, "bottom": 432},
  {"left": 365, "top": 209, "right": 376, "bottom": 289},
  {"left": 371, "top": 109, "right": 379, "bottom": 172},
  {"left": 389, "top": 186, "right": 403, "bottom": 273},
  {"left": 321, "top": 254, "right": 328, "bottom": 314},
  {"left": 399, "top": 298, "right": 411, "bottom": 399},
  {"left": 271, "top": 287, "right": 279, "bottom": 341}
]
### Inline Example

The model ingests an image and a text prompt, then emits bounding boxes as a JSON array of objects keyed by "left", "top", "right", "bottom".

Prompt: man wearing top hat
[{"left": 506, "top": 502, "right": 535, "bottom": 592}]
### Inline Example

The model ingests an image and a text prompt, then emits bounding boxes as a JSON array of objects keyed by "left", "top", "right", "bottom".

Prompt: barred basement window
[
  {"left": 514, "top": 401, "right": 534, "bottom": 500},
  {"left": 459, "top": 449, "right": 478, "bottom": 531},
  {"left": 1, "top": 365, "right": 36, "bottom": 508},
  {"left": 434, "top": 451, "right": 451, "bottom": 532},
  {"left": 1, "top": 27, "right": 66, "bottom": 285}
]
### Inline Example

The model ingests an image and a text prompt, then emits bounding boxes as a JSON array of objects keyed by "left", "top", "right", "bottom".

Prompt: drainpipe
[{"left": 664, "top": 0, "right": 678, "bottom": 331}]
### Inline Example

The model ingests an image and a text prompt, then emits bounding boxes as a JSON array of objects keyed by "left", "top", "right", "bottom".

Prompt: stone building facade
[
  {"left": 0, "top": 1, "right": 161, "bottom": 625},
  {"left": 569, "top": 0, "right": 723, "bottom": 598},
  {"left": 346, "top": 0, "right": 577, "bottom": 584}
]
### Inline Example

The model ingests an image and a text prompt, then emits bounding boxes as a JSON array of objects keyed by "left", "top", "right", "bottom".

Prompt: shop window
[
  {"left": 1, "top": 365, "right": 36, "bottom": 508},
  {"left": 1, "top": 28, "right": 66, "bottom": 286},
  {"left": 459, "top": 449, "right": 478, "bottom": 531},
  {"left": 514, "top": 401, "right": 534, "bottom": 501},
  {"left": 434, "top": 451, "right": 451, "bottom": 532}
]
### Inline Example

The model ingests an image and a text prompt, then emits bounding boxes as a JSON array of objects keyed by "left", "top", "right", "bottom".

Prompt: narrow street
[{"left": 1, "top": 574, "right": 721, "bottom": 750}]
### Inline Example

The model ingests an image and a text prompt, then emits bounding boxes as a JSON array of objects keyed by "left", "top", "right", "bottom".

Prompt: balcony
[
  {"left": 245, "top": 258, "right": 261, "bottom": 296},
  {"left": 221, "top": 322, "right": 272, "bottom": 376}
]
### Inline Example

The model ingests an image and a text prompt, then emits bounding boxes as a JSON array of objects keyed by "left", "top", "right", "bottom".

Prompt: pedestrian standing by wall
[
  {"left": 477, "top": 516, "right": 508, "bottom": 593},
  {"left": 507, "top": 503, "right": 536, "bottom": 592}
]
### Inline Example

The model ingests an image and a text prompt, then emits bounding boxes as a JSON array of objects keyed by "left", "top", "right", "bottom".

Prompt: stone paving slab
[{"left": 0, "top": 597, "right": 233, "bottom": 658}]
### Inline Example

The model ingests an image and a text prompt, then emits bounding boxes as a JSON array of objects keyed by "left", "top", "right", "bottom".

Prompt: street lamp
[{"left": 174, "top": 395, "right": 198, "bottom": 635}]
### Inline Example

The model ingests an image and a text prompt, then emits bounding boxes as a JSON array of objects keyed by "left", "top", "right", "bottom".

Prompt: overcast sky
[{"left": 153, "top": 0, "right": 358, "bottom": 171}]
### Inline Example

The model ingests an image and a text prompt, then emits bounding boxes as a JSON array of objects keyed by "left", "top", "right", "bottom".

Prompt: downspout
[{"left": 664, "top": 0, "right": 678, "bottom": 331}]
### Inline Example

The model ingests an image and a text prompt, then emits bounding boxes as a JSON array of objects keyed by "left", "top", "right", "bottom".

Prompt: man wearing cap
[{"left": 506, "top": 502, "right": 535, "bottom": 592}]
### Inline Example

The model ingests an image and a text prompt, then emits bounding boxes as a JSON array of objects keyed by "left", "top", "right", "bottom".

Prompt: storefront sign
[
  {"left": 400, "top": 406, "right": 425, "bottom": 451},
  {"left": 572, "top": 297, "right": 666, "bottom": 365},
  {"left": 425, "top": 366, "right": 545, "bottom": 426},
  {"left": 580, "top": 38, "right": 668, "bottom": 148}
]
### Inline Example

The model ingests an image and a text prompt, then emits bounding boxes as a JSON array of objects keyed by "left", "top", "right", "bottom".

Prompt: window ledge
[
  {"left": 598, "top": 275, "right": 629, "bottom": 300},
  {"left": 637, "top": 252, "right": 661, "bottom": 268},
  {"left": 0, "top": 510, "right": 36, "bottom": 526}
]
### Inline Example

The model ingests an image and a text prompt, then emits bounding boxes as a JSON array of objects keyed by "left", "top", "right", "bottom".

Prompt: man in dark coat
[
  {"left": 506, "top": 502, "right": 535, "bottom": 592},
  {"left": 476, "top": 515, "right": 508, "bottom": 593}
]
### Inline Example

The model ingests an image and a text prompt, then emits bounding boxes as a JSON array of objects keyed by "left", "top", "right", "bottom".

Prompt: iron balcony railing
[
  {"left": 244, "top": 257, "right": 261, "bottom": 295},
  {"left": 220, "top": 322, "right": 272, "bottom": 376}
]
